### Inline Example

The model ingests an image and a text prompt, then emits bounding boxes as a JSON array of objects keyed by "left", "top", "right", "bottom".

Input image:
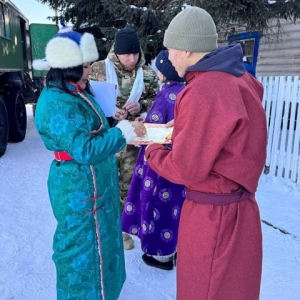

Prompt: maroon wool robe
[{"left": 145, "top": 69, "right": 267, "bottom": 300}]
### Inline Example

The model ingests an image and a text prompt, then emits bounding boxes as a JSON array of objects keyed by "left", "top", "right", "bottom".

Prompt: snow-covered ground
[{"left": 0, "top": 105, "right": 299, "bottom": 300}]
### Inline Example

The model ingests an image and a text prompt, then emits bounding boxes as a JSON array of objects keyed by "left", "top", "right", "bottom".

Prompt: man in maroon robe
[{"left": 145, "top": 7, "right": 267, "bottom": 300}]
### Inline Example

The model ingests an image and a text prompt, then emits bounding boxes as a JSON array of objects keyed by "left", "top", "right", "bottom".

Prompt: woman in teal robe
[{"left": 33, "top": 27, "right": 145, "bottom": 300}]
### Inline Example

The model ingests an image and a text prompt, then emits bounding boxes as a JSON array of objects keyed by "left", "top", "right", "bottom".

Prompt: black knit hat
[
  {"left": 155, "top": 50, "right": 184, "bottom": 82},
  {"left": 114, "top": 27, "right": 140, "bottom": 55}
]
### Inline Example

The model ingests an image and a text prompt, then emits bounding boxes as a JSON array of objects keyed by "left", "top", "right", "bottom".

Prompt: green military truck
[{"left": 0, "top": 0, "right": 57, "bottom": 157}]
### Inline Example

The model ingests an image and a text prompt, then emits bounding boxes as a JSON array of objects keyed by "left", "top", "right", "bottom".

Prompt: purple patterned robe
[{"left": 122, "top": 81, "right": 186, "bottom": 256}]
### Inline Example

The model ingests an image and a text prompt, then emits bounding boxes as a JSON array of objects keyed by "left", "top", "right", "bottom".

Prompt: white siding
[{"left": 257, "top": 19, "right": 300, "bottom": 76}]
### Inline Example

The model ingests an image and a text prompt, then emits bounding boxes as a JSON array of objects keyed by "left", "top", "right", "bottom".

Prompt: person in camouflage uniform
[{"left": 90, "top": 27, "right": 158, "bottom": 208}]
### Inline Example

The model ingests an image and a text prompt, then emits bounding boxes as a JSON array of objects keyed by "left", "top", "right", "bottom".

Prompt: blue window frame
[{"left": 228, "top": 31, "right": 261, "bottom": 75}]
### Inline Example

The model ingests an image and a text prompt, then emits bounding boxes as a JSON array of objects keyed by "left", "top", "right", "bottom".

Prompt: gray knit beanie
[{"left": 164, "top": 7, "right": 218, "bottom": 52}]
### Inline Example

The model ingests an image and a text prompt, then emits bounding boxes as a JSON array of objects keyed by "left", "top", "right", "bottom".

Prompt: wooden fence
[{"left": 258, "top": 76, "right": 300, "bottom": 184}]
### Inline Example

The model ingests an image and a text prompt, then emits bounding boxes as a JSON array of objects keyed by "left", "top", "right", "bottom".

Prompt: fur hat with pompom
[{"left": 32, "top": 25, "right": 99, "bottom": 70}]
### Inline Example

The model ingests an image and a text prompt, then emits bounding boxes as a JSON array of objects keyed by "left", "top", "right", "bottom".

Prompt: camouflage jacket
[{"left": 90, "top": 45, "right": 158, "bottom": 120}]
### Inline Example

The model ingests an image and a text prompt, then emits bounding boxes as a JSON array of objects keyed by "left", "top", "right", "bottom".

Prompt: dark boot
[{"left": 142, "top": 253, "right": 175, "bottom": 271}]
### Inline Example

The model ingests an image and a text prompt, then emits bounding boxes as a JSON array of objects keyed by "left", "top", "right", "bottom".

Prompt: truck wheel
[
  {"left": 7, "top": 89, "right": 27, "bottom": 142},
  {"left": 0, "top": 97, "right": 9, "bottom": 157}
]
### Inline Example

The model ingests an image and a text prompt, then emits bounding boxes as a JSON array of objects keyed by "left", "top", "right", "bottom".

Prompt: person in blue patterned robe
[{"left": 122, "top": 50, "right": 186, "bottom": 270}]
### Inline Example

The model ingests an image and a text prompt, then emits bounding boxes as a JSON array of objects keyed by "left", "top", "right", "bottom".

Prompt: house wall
[{"left": 256, "top": 19, "right": 300, "bottom": 76}]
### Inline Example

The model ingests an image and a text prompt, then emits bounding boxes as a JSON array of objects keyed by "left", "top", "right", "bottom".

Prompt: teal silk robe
[{"left": 35, "top": 81, "right": 126, "bottom": 300}]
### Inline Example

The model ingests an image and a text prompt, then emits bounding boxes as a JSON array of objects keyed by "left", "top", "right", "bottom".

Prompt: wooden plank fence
[{"left": 258, "top": 76, "right": 300, "bottom": 184}]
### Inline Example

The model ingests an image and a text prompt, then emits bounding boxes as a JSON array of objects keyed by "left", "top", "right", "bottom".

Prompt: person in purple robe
[{"left": 122, "top": 50, "right": 186, "bottom": 270}]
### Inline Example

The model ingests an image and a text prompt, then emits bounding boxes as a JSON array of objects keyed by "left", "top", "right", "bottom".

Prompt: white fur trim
[
  {"left": 46, "top": 37, "right": 83, "bottom": 69},
  {"left": 116, "top": 120, "right": 137, "bottom": 143},
  {"left": 152, "top": 253, "right": 174, "bottom": 262},
  {"left": 32, "top": 59, "right": 50, "bottom": 70},
  {"left": 58, "top": 26, "right": 73, "bottom": 33},
  {"left": 80, "top": 33, "right": 99, "bottom": 63}
]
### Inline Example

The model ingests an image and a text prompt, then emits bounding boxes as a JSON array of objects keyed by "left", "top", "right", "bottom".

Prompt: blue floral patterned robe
[
  {"left": 122, "top": 81, "right": 186, "bottom": 256},
  {"left": 35, "top": 81, "right": 126, "bottom": 300}
]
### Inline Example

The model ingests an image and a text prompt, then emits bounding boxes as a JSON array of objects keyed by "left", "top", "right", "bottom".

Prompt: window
[
  {"left": 4, "top": 5, "right": 10, "bottom": 38},
  {"left": 244, "top": 39, "right": 255, "bottom": 64},
  {"left": 0, "top": 2, "right": 11, "bottom": 38},
  {"left": 0, "top": 3, "right": 5, "bottom": 36}
]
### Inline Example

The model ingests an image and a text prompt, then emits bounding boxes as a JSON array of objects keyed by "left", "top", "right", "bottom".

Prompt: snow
[{"left": 0, "top": 105, "right": 299, "bottom": 300}]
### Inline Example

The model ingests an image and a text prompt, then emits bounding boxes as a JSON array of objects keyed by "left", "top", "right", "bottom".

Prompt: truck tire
[
  {"left": 0, "top": 97, "right": 9, "bottom": 157},
  {"left": 6, "top": 89, "right": 27, "bottom": 142}
]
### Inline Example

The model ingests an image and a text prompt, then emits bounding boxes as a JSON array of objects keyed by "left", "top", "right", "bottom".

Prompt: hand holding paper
[
  {"left": 129, "top": 123, "right": 173, "bottom": 145},
  {"left": 123, "top": 101, "right": 141, "bottom": 115},
  {"left": 114, "top": 107, "right": 128, "bottom": 121},
  {"left": 131, "top": 121, "right": 146, "bottom": 137}
]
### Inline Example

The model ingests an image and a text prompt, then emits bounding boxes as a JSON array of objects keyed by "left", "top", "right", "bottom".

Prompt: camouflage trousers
[{"left": 116, "top": 145, "right": 140, "bottom": 205}]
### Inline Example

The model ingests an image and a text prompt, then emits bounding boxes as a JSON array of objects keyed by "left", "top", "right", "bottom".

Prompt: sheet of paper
[
  {"left": 90, "top": 80, "right": 116, "bottom": 117},
  {"left": 130, "top": 123, "right": 173, "bottom": 145}
]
